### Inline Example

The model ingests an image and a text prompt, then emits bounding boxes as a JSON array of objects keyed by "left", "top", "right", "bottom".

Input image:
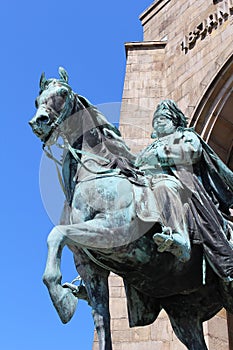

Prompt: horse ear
[
  {"left": 59, "top": 67, "right": 69, "bottom": 83},
  {"left": 39, "top": 72, "right": 47, "bottom": 91}
]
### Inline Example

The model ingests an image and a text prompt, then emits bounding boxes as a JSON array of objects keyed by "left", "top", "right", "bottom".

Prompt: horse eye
[
  {"left": 54, "top": 96, "right": 66, "bottom": 111},
  {"left": 60, "top": 89, "right": 68, "bottom": 97}
]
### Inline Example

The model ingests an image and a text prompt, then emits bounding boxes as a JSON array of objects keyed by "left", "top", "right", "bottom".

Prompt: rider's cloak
[
  {"left": 124, "top": 130, "right": 233, "bottom": 328},
  {"left": 137, "top": 129, "right": 233, "bottom": 281}
]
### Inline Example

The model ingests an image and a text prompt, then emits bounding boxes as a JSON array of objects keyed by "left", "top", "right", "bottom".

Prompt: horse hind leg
[
  {"left": 169, "top": 314, "right": 207, "bottom": 350},
  {"left": 163, "top": 305, "right": 208, "bottom": 350},
  {"left": 218, "top": 279, "right": 233, "bottom": 314}
]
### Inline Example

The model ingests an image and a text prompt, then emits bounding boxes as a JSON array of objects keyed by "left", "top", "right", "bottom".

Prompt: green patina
[{"left": 29, "top": 68, "right": 233, "bottom": 350}]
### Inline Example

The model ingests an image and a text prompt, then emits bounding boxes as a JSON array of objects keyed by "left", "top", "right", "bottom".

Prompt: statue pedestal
[{"left": 93, "top": 274, "right": 230, "bottom": 349}]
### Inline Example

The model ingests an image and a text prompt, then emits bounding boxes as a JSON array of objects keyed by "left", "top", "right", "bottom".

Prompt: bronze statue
[
  {"left": 136, "top": 99, "right": 233, "bottom": 280},
  {"left": 29, "top": 68, "right": 233, "bottom": 350}
]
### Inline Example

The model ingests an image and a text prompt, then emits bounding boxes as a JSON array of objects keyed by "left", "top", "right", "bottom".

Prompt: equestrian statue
[{"left": 29, "top": 67, "right": 233, "bottom": 350}]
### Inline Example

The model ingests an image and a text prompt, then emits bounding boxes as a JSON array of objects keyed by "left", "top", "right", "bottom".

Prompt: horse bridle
[
  {"left": 41, "top": 83, "right": 120, "bottom": 183},
  {"left": 40, "top": 81, "right": 76, "bottom": 146}
]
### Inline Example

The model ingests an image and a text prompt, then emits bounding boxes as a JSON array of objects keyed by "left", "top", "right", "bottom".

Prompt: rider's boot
[{"left": 153, "top": 227, "right": 190, "bottom": 262}]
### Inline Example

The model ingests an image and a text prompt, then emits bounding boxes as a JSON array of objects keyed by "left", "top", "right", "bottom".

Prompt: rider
[
  {"left": 136, "top": 100, "right": 233, "bottom": 280},
  {"left": 136, "top": 100, "right": 194, "bottom": 262}
]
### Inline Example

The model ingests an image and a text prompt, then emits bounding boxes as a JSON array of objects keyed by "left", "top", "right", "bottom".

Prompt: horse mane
[
  {"left": 76, "top": 95, "right": 137, "bottom": 167},
  {"left": 62, "top": 94, "right": 142, "bottom": 205}
]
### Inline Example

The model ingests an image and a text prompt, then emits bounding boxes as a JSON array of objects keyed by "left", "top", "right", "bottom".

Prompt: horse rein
[{"left": 41, "top": 85, "right": 119, "bottom": 173}]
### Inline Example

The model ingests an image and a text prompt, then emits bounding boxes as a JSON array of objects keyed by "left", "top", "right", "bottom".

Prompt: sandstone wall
[{"left": 121, "top": 0, "right": 233, "bottom": 148}]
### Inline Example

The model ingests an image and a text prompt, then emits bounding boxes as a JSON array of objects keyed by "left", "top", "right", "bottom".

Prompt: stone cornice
[
  {"left": 140, "top": 0, "right": 171, "bottom": 26},
  {"left": 124, "top": 41, "right": 167, "bottom": 56}
]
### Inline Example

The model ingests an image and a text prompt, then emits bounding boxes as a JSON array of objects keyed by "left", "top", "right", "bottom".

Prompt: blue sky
[{"left": 1, "top": 1, "right": 152, "bottom": 349}]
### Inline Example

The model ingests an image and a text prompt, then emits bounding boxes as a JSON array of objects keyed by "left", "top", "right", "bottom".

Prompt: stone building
[{"left": 93, "top": 0, "right": 233, "bottom": 349}]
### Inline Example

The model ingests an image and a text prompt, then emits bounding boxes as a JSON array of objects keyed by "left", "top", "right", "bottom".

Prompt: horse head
[
  {"left": 29, "top": 67, "right": 85, "bottom": 146},
  {"left": 29, "top": 68, "right": 137, "bottom": 173}
]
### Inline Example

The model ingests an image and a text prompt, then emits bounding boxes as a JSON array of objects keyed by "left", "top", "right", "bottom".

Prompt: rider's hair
[{"left": 153, "top": 100, "right": 188, "bottom": 128}]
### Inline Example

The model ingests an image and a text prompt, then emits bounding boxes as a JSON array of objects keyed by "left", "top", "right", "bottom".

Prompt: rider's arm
[
  {"left": 157, "top": 131, "right": 202, "bottom": 166},
  {"left": 135, "top": 142, "right": 160, "bottom": 167}
]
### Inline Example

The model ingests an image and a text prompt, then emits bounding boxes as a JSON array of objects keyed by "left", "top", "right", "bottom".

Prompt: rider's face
[{"left": 153, "top": 113, "right": 176, "bottom": 136}]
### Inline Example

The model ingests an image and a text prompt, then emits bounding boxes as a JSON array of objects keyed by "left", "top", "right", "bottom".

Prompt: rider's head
[{"left": 151, "top": 100, "right": 188, "bottom": 138}]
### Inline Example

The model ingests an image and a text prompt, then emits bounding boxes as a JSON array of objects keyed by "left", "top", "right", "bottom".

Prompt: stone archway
[
  {"left": 190, "top": 53, "right": 233, "bottom": 350},
  {"left": 190, "top": 53, "right": 233, "bottom": 170}
]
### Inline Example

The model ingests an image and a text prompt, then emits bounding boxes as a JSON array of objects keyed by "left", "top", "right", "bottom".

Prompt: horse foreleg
[
  {"left": 43, "top": 226, "right": 78, "bottom": 323},
  {"left": 85, "top": 274, "right": 112, "bottom": 350},
  {"left": 93, "top": 311, "right": 112, "bottom": 350}
]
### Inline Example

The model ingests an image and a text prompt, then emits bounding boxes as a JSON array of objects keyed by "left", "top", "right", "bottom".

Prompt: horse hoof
[
  {"left": 57, "top": 288, "right": 78, "bottom": 324},
  {"left": 47, "top": 285, "right": 78, "bottom": 324}
]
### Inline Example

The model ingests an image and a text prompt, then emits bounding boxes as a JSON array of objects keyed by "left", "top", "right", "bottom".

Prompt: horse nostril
[{"left": 37, "top": 115, "right": 50, "bottom": 124}]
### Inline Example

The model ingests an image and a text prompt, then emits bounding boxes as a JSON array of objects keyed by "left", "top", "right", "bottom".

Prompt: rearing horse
[{"left": 29, "top": 67, "right": 233, "bottom": 350}]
